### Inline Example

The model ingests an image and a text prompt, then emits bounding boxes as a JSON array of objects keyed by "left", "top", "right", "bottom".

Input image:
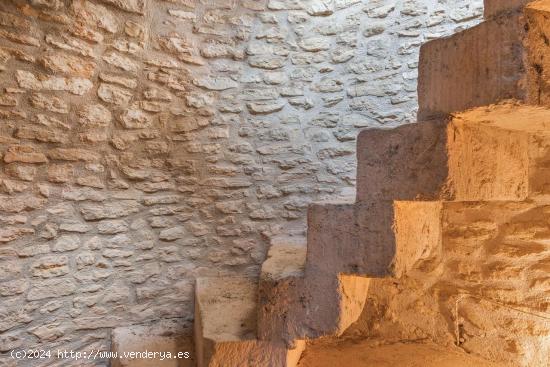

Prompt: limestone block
[
  {"left": 418, "top": 14, "right": 525, "bottom": 119},
  {"left": 194, "top": 277, "right": 303, "bottom": 367},
  {"left": 40, "top": 53, "right": 96, "bottom": 77},
  {"left": 29, "top": 93, "right": 69, "bottom": 114},
  {"left": 525, "top": 1, "right": 550, "bottom": 106},
  {"left": 257, "top": 236, "right": 306, "bottom": 343},
  {"left": 77, "top": 104, "right": 112, "bottom": 126},
  {"left": 4, "top": 145, "right": 48, "bottom": 164},
  {"left": 98, "top": 0, "right": 145, "bottom": 14},
  {"left": 15, "top": 70, "right": 93, "bottom": 96},
  {"left": 79, "top": 200, "right": 140, "bottom": 220},
  {"left": 98, "top": 83, "right": 133, "bottom": 105},
  {"left": 71, "top": 0, "right": 118, "bottom": 33},
  {"left": 103, "top": 52, "right": 139, "bottom": 72},
  {"left": 484, "top": 0, "right": 531, "bottom": 18},
  {"left": 111, "top": 319, "right": 194, "bottom": 367},
  {"left": 358, "top": 102, "right": 550, "bottom": 202},
  {"left": 26, "top": 278, "right": 76, "bottom": 300}
]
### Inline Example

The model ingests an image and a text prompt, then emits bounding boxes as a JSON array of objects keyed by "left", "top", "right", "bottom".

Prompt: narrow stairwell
[{"left": 112, "top": 1, "right": 550, "bottom": 366}]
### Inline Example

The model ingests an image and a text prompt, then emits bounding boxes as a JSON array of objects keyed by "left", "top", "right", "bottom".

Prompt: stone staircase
[{"left": 112, "top": 1, "right": 550, "bottom": 366}]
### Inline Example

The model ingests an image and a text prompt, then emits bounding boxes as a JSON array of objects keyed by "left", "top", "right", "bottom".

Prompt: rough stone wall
[{"left": 0, "top": 0, "right": 482, "bottom": 363}]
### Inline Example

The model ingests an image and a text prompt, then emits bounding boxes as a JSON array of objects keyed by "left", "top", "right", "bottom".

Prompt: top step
[
  {"left": 484, "top": 0, "right": 531, "bottom": 18},
  {"left": 419, "top": 1, "right": 550, "bottom": 118},
  {"left": 357, "top": 102, "right": 550, "bottom": 202},
  {"left": 418, "top": 12, "right": 525, "bottom": 120}
]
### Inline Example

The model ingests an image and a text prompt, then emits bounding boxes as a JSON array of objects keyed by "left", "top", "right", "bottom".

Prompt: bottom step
[
  {"left": 194, "top": 277, "right": 304, "bottom": 367},
  {"left": 111, "top": 319, "right": 195, "bottom": 367}
]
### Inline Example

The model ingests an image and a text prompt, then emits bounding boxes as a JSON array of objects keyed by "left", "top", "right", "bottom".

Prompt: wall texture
[{"left": 0, "top": 0, "right": 482, "bottom": 364}]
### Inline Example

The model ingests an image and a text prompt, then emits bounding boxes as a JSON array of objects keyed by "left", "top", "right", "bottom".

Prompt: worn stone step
[
  {"left": 111, "top": 319, "right": 195, "bottom": 367},
  {"left": 258, "top": 236, "right": 307, "bottom": 344},
  {"left": 286, "top": 198, "right": 440, "bottom": 339},
  {"left": 525, "top": 1, "right": 550, "bottom": 106},
  {"left": 419, "top": 2, "right": 550, "bottom": 118},
  {"left": 298, "top": 340, "right": 504, "bottom": 367},
  {"left": 306, "top": 200, "right": 441, "bottom": 278},
  {"left": 194, "top": 277, "right": 303, "bottom": 367},
  {"left": 484, "top": 0, "right": 530, "bottom": 18},
  {"left": 418, "top": 13, "right": 525, "bottom": 119},
  {"left": 358, "top": 102, "right": 550, "bottom": 203},
  {"left": 361, "top": 199, "right": 550, "bottom": 364}
]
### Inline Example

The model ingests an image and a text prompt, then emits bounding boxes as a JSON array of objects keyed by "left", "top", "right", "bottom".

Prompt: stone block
[
  {"left": 418, "top": 15, "right": 525, "bottom": 119},
  {"left": 484, "top": 0, "right": 531, "bottom": 18},
  {"left": 111, "top": 319, "right": 195, "bottom": 367},
  {"left": 525, "top": 1, "right": 550, "bottom": 106},
  {"left": 257, "top": 236, "right": 306, "bottom": 343},
  {"left": 194, "top": 277, "right": 304, "bottom": 367},
  {"left": 358, "top": 102, "right": 550, "bottom": 202}
]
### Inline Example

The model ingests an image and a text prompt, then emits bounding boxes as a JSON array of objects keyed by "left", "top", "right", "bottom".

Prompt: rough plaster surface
[{"left": 0, "top": 0, "right": 483, "bottom": 364}]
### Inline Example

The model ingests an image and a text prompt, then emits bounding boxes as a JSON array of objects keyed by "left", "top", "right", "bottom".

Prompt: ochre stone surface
[
  {"left": 0, "top": 1, "right": 484, "bottom": 363},
  {"left": 358, "top": 102, "right": 550, "bottom": 202},
  {"left": 298, "top": 340, "right": 505, "bottom": 367},
  {"left": 348, "top": 200, "right": 550, "bottom": 366},
  {"left": 418, "top": 15, "right": 525, "bottom": 119}
]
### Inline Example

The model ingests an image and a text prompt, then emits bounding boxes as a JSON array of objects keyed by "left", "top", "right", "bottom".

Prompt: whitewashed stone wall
[{"left": 0, "top": 0, "right": 482, "bottom": 364}]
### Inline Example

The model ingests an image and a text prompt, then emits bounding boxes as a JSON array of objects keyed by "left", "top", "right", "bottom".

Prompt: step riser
[
  {"left": 195, "top": 277, "right": 303, "bottom": 367},
  {"left": 418, "top": 14, "right": 525, "bottom": 120},
  {"left": 446, "top": 121, "right": 530, "bottom": 200},
  {"left": 356, "top": 121, "right": 449, "bottom": 203},
  {"left": 199, "top": 341, "right": 291, "bottom": 367},
  {"left": 306, "top": 201, "right": 442, "bottom": 278},
  {"left": 289, "top": 201, "right": 441, "bottom": 338},
  {"left": 299, "top": 267, "right": 370, "bottom": 339},
  {"left": 484, "top": 0, "right": 531, "bottom": 18},
  {"left": 525, "top": 3, "right": 550, "bottom": 106},
  {"left": 257, "top": 238, "right": 307, "bottom": 346},
  {"left": 421, "top": 3, "right": 550, "bottom": 118},
  {"left": 357, "top": 106, "right": 550, "bottom": 203},
  {"left": 258, "top": 276, "right": 304, "bottom": 343}
]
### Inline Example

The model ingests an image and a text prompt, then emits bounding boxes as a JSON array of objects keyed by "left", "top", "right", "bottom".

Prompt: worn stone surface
[
  {"left": 348, "top": 200, "right": 550, "bottom": 366},
  {"left": 194, "top": 277, "right": 305, "bottom": 367},
  {"left": 111, "top": 319, "right": 195, "bottom": 367},
  {"left": 418, "top": 13, "right": 525, "bottom": 119},
  {"left": 357, "top": 102, "right": 550, "bottom": 202},
  {"left": 0, "top": 0, "right": 483, "bottom": 364}
]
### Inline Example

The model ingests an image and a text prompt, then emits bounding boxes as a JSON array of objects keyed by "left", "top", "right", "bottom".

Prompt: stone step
[
  {"left": 298, "top": 340, "right": 504, "bottom": 367},
  {"left": 258, "top": 236, "right": 307, "bottom": 343},
  {"left": 111, "top": 319, "right": 195, "bottom": 367},
  {"left": 363, "top": 199, "right": 550, "bottom": 363},
  {"left": 484, "top": 0, "right": 530, "bottom": 18},
  {"left": 418, "top": 13, "right": 525, "bottom": 119},
  {"left": 358, "top": 102, "right": 550, "bottom": 203},
  {"left": 419, "top": 2, "right": 550, "bottom": 118},
  {"left": 288, "top": 198, "right": 440, "bottom": 339},
  {"left": 525, "top": 1, "right": 550, "bottom": 106},
  {"left": 194, "top": 277, "right": 303, "bottom": 367},
  {"left": 306, "top": 199, "right": 441, "bottom": 278}
]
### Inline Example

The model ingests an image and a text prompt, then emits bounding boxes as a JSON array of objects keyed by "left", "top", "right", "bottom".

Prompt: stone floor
[{"left": 297, "top": 340, "right": 505, "bottom": 367}]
